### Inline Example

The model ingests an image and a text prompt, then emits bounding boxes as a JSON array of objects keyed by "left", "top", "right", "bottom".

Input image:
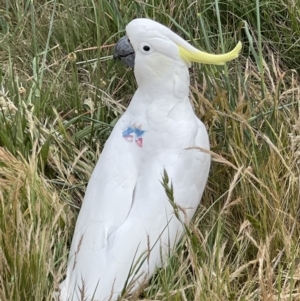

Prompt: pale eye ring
[{"left": 140, "top": 43, "right": 152, "bottom": 54}]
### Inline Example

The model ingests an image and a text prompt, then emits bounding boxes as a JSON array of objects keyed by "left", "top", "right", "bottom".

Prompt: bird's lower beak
[{"left": 113, "top": 36, "right": 135, "bottom": 68}]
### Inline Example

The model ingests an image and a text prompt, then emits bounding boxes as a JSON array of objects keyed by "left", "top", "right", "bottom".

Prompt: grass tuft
[{"left": 0, "top": 147, "right": 71, "bottom": 301}]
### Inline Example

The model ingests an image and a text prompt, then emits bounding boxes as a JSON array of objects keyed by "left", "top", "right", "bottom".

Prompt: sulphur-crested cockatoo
[{"left": 59, "top": 18, "right": 241, "bottom": 301}]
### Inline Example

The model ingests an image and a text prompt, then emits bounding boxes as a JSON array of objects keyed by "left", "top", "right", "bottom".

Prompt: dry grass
[{"left": 0, "top": 146, "right": 71, "bottom": 300}]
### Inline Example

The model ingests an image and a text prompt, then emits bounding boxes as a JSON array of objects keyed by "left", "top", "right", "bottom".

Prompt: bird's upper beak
[{"left": 113, "top": 36, "right": 135, "bottom": 68}]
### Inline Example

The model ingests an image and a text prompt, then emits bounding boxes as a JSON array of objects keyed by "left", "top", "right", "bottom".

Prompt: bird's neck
[
  {"left": 133, "top": 64, "right": 190, "bottom": 103},
  {"left": 127, "top": 67, "right": 194, "bottom": 124}
]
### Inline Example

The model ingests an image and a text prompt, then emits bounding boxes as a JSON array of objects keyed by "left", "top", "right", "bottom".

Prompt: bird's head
[{"left": 114, "top": 18, "right": 242, "bottom": 91}]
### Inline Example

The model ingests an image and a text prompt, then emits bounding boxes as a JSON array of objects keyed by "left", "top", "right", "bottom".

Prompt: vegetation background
[{"left": 0, "top": 0, "right": 299, "bottom": 300}]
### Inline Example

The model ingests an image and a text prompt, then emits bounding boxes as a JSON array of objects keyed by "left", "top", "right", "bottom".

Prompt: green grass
[{"left": 0, "top": 0, "right": 300, "bottom": 300}]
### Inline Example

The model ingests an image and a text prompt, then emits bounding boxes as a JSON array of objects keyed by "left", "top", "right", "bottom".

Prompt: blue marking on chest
[{"left": 122, "top": 124, "right": 145, "bottom": 147}]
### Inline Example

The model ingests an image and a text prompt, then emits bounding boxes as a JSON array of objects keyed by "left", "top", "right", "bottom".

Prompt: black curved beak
[{"left": 113, "top": 36, "right": 135, "bottom": 68}]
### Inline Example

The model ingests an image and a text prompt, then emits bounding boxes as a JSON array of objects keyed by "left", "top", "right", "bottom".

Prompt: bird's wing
[
  {"left": 104, "top": 115, "right": 211, "bottom": 289},
  {"left": 61, "top": 114, "right": 143, "bottom": 299}
]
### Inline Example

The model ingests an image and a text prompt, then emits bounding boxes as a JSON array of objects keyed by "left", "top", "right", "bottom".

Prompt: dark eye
[{"left": 143, "top": 45, "right": 150, "bottom": 51}]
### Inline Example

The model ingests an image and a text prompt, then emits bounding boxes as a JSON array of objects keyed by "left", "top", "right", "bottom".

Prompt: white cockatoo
[{"left": 59, "top": 18, "right": 241, "bottom": 301}]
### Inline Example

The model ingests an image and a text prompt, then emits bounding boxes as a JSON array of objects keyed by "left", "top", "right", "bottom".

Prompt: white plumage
[{"left": 59, "top": 18, "right": 241, "bottom": 301}]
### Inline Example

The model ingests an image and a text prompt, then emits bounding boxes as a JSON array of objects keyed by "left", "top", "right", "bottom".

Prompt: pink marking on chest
[{"left": 122, "top": 123, "right": 145, "bottom": 148}]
